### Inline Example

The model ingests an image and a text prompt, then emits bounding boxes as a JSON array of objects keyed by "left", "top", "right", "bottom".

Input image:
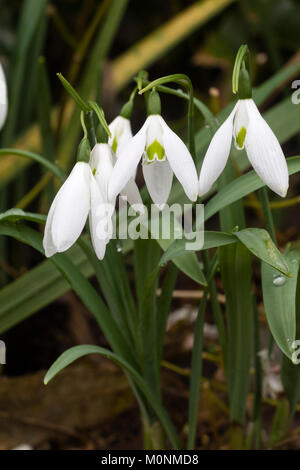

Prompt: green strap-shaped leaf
[
  {"left": 44, "top": 345, "right": 181, "bottom": 450},
  {"left": 0, "top": 221, "right": 137, "bottom": 368},
  {"left": 281, "top": 248, "right": 300, "bottom": 417},
  {"left": 0, "top": 243, "right": 93, "bottom": 334},
  {"left": 159, "top": 231, "right": 237, "bottom": 266},
  {"left": 0, "top": 208, "right": 46, "bottom": 224},
  {"left": 235, "top": 228, "right": 290, "bottom": 276},
  {"left": 262, "top": 252, "right": 299, "bottom": 359},
  {"left": 160, "top": 228, "right": 290, "bottom": 276},
  {"left": 219, "top": 242, "right": 253, "bottom": 424}
]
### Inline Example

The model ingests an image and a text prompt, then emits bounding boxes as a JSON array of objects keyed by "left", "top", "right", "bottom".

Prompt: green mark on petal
[
  {"left": 112, "top": 137, "right": 118, "bottom": 154},
  {"left": 146, "top": 139, "right": 165, "bottom": 161},
  {"left": 92, "top": 168, "right": 96, "bottom": 175},
  {"left": 236, "top": 126, "right": 246, "bottom": 149}
]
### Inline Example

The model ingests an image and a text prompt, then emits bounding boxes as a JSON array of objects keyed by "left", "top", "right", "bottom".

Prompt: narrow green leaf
[
  {"left": 44, "top": 345, "right": 181, "bottom": 449},
  {"left": 0, "top": 244, "right": 93, "bottom": 334},
  {"left": 0, "top": 149, "right": 66, "bottom": 182},
  {"left": 0, "top": 209, "right": 46, "bottom": 224},
  {"left": 187, "top": 292, "right": 206, "bottom": 449},
  {"left": 262, "top": 252, "right": 299, "bottom": 359},
  {"left": 0, "top": 222, "right": 137, "bottom": 368},
  {"left": 235, "top": 228, "right": 290, "bottom": 276},
  {"left": 268, "top": 399, "right": 290, "bottom": 448},
  {"left": 281, "top": 254, "right": 300, "bottom": 416},
  {"left": 157, "top": 264, "right": 178, "bottom": 364},
  {"left": 159, "top": 231, "right": 237, "bottom": 266},
  {"left": 1, "top": 0, "right": 48, "bottom": 145},
  {"left": 219, "top": 243, "right": 253, "bottom": 424}
]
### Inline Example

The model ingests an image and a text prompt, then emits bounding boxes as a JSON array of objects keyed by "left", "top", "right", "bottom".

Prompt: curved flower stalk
[
  {"left": 108, "top": 114, "right": 199, "bottom": 209},
  {"left": 109, "top": 116, "right": 143, "bottom": 210},
  {"left": 0, "top": 63, "right": 8, "bottom": 130},
  {"left": 199, "top": 99, "right": 289, "bottom": 198},
  {"left": 43, "top": 144, "right": 116, "bottom": 260}
]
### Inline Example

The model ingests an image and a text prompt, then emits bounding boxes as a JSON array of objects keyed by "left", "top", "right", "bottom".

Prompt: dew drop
[
  {"left": 117, "top": 243, "right": 123, "bottom": 253},
  {"left": 272, "top": 274, "right": 286, "bottom": 287}
]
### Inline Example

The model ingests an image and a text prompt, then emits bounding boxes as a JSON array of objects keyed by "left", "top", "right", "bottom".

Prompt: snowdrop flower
[
  {"left": 108, "top": 113, "right": 198, "bottom": 209},
  {"left": 0, "top": 63, "right": 8, "bottom": 130},
  {"left": 43, "top": 161, "right": 92, "bottom": 257},
  {"left": 43, "top": 143, "right": 116, "bottom": 260},
  {"left": 109, "top": 115, "right": 143, "bottom": 210},
  {"left": 199, "top": 98, "right": 289, "bottom": 198}
]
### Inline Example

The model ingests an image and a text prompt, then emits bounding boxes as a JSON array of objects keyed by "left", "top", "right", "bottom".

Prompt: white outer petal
[
  {"left": 43, "top": 193, "right": 59, "bottom": 257},
  {"left": 89, "top": 143, "right": 114, "bottom": 201},
  {"left": 0, "top": 64, "right": 8, "bottom": 130},
  {"left": 50, "top": 162, "right": 91, "bottom": 253},
  {"left": 89, "top": 176, "right": 111, "bottom": 260},
  {"left": 109, "top": 116, "right": 133, "bottom": 156},
  {"left": 142, "top": 160, "right": 173, "bottom": 209},
  {"left": 159, "top": 116, "right": 198, "bottom": 201},
  {"left": 121, "top": 178, "right": 144, "bottom": 214},
  {"left": 108, "top": 118, "right": 149, "bottom": 201},
  {"left": 199, "top": 103, "right": 238, "bottom": 196},
  {"left": 245, "top": 100, "right": 288, "bottom": 197}
]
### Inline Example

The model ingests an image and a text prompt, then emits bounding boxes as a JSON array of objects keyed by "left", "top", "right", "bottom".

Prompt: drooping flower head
[
  {"left": 199, "top": 62, "right": 288, "bottom": 198},
  {"left": 43, "top": 141, "right": 115, "bottom": 260},
  {"left": 108, "top": 90, "right": 198, "bottom": 209}
]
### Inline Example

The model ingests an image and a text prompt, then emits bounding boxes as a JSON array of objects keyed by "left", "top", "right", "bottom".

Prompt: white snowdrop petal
[
  {"left": 245, "top": 100, "right": 288, "bottom": 197},
  {"left": 121, "top": 178, "right": 145, "bottom": 214},
  {"left": 90, "top": 143, "right": 114, "bottom": 201},
  {"left": 89, "top": 176, "right": 112, "bottom": 260},
  {"left": 199, "top": 104, "right": 237, "bottom": 196},
  {"left": 0, "top": 64, "right": 8, "bottom": 130},
  {"left": 43, "top": 194, "right": 59, "bottom": 257},
  {"left": 160, "top": 117, "right": 198, "bottom": 201},
  {"left": 108, "top": 118, "right": 149, "bottom": 201},
  {"left": 142, "top": 160, "right": 173, "bottom": 209},
  {"left": 51, "top": 162, "right": 91, "bottom": 252},
  {"left": 109, "top": 116, "right": 132, "bottom": 156}
]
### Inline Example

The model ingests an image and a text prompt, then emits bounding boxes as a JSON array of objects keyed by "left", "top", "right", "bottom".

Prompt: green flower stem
[{"left": 257, "top": 187, "right": 276, "bottom": 242}]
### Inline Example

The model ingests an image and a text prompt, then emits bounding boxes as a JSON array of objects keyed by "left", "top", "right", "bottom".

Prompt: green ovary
[
  {"left": 236, "top": 126, "right": 246, "bottom": 149},
  {"left": 146, "top": 139, "right": 165, "bottom": 161},
  {"left": 112, "top": 137, "right": 118, "bottom": 153}
]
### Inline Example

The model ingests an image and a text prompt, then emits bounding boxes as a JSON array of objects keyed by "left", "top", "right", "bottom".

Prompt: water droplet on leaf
[{"left": 272, "top": 275, "right": 286, "bottom": 287}]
